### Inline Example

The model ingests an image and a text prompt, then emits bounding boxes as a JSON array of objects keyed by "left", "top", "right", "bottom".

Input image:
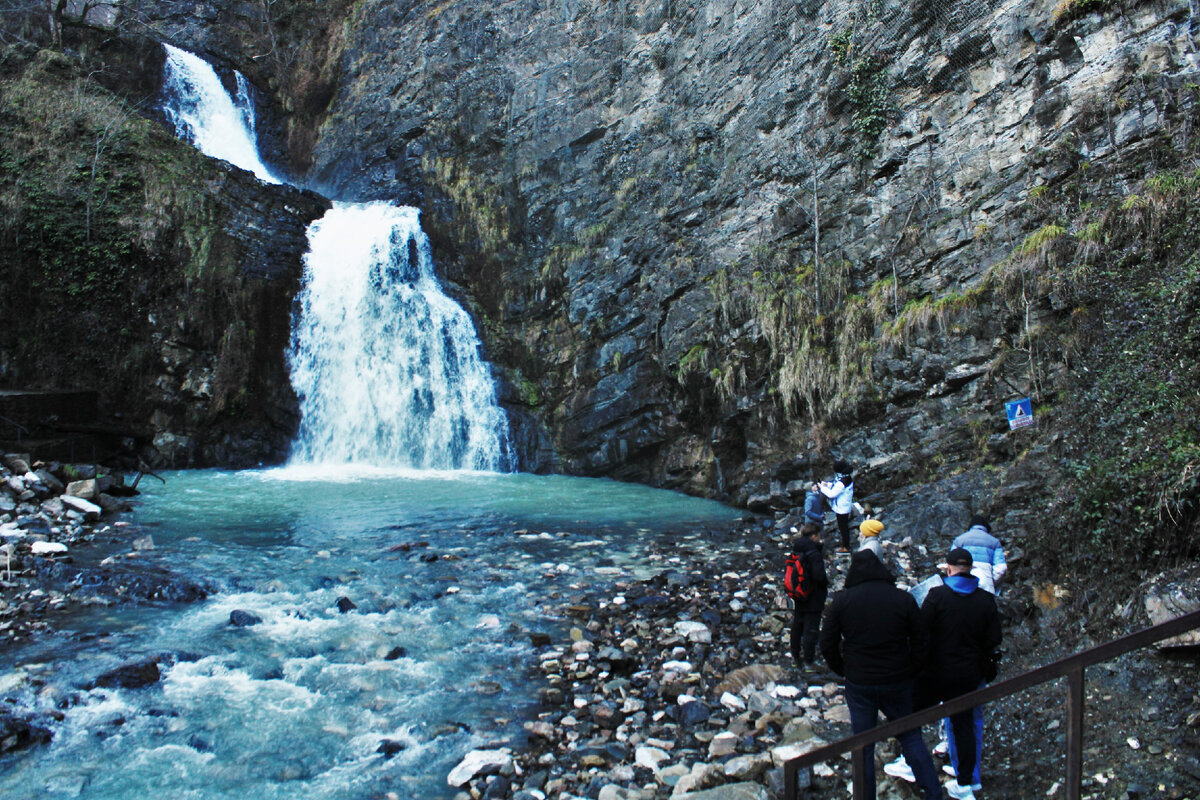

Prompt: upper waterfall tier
[
  {"left": 161, "top": 44, "right": 280, "bottom": 185},
  {"left": 158, "top": 45, "right": 513, "bottom": 472}
]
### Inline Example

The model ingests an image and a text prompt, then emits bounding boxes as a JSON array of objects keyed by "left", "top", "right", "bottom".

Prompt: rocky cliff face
[
  {"left": 287, "top": 0, "right": 1198, "bottom": 495},
  {"left": 278, "top": 0, "right": 1200, "bottom": 593}
]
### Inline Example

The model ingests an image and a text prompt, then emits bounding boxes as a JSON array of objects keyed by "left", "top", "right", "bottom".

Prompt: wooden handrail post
[
  {"left": 851, "top": 745, "right": 868, "bottom": 800},
  {"left": 1066, "top": 667, "right": 1085, "bottom": 800}
]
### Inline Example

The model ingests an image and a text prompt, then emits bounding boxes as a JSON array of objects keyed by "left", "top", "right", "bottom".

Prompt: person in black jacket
[
  {"left": 819, "top": 550, "right": 943, "bottom": 800},
  {"left": 788, "top": 523, "right": 829, "bottom": 674},
  {"left": 918, "top": 547, "right": 1002, "bottom": 800}
]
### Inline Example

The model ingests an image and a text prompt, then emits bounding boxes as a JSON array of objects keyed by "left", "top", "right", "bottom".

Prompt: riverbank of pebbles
[
  {"left": 441, "top": 519, "right": 1200, "bottom": 800},
  {"left": 444, "top": 520, "right": 942, "bottom": 800},
  {"left": 0, "top": 450, "right": 208, "bottom": 645}
]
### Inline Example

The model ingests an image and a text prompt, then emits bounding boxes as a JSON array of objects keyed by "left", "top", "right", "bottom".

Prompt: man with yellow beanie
[{"left": 859, "top": 519, "right": 884, "bottom": 559}]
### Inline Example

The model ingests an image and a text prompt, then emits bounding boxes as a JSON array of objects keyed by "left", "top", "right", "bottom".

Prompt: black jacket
[
  {"left": 920, "top": 574, "right": 1002, "bottom": 686},
  {"left": 819, "top": 550, "right": 927, "bottom": 684},
  {"left": 790, "top": 535, "right": 829, "bottom": 612}
]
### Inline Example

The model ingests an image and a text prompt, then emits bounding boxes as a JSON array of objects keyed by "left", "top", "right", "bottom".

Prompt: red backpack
[{"left": 784, "top": 551, "right": 811, "bottom": 600}]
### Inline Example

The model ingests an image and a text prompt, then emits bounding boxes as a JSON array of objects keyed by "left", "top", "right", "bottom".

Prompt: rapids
[{"left": 0, "top": 468, "right": 740, "bottom": 799}]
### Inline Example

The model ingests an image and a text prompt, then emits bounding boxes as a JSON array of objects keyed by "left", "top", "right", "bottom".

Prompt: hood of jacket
[
  {"left": 945, "top": 573, "right": 981, "bottom": 595},
  {"left": 844, "top": 550, "right": 893, "bottom": 588}
]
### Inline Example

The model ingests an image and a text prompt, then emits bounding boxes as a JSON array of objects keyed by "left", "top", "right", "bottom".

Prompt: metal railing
[
  {"left": 784, "top": 608, "right": 1200, "bottom": 800},
  {"left": 0, "top": 414, "right": 30, "bottom": 443}
]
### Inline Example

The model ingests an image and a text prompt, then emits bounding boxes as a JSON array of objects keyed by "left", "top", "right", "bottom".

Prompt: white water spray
[
  {"left": 159, "top": 46, "right": 513, "bottom": 471},
  {"left": 287, "top": 202, "right": 513, "bottom": 470},
  {"left": 161, "top": 44, "right": 280, "bottom": 184}
]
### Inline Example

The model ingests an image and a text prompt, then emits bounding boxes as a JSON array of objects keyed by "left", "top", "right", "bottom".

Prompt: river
[{"left": 0, "top": 467, "right": 740, "bottom": 799}]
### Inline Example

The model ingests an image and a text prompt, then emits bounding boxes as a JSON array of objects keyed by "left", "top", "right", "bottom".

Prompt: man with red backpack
[{"left": 786, "top": 522, "right": 829, "bottom": 675}]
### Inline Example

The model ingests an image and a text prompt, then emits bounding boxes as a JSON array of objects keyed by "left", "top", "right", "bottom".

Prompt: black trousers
[
  {"left": 790, "top": 605, "right": 821, "bottom": 665},
  {"left": 835, "top": 512, "right": 851, "bottom": 549}
]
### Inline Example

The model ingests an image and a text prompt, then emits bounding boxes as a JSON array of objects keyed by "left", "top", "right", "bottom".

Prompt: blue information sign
[{"left": 1006, "top": 397, "right": 1034, "bottom": 429}]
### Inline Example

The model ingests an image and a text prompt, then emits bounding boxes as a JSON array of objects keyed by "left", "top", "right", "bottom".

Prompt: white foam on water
[{"left": 164, "top": 658, "right": 320, "bottom": 715}]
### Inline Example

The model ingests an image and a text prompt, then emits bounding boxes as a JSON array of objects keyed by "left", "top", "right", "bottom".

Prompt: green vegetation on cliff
[
  {"left": 0, "top": 41, "right": 322, "bottom": 466},
  {"left": 1029, "top": 166, "right": 1200, "bottom": 591},
  {"left": 0, "top": 45, "right": 215, "bottom": 395}
]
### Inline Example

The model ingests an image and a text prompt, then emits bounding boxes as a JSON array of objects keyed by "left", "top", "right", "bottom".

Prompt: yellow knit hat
[{"left": 859, "top": 519, "right": 884, "bottom": 537}]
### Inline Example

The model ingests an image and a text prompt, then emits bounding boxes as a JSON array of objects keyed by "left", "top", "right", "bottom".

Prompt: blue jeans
[
  {"left": 844, "top": 680, "right": 943, "bottom": 800},
  {"left": 945, "top": 683, "right": 985, "bottom": 784}
]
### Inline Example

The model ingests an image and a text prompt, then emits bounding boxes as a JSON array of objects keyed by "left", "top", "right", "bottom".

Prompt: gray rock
[
  {"left": 90, "top": 659, "right": 161, "bottom": 690},
  {"left": 229, "top": 610, "right": 263, "bottom": 627},
  {"left": 65, "top": 479, "right": 98, "bottom": 500},
  {"left": 0, "top": 714, "right": 52, "bottom": 755},
  {"left": 446, "top": 749, "right": 512, "bottom": 787},
  {"left": 673, "top": 781, "right": 770, "bottom": 800},
  {"left": 60, "top": 495, "right": 101, "bottom": 519},
  {"left": 672, "top": 700, "right": 711, "bottom": 726},
  {"left": 34, "top": 470, "right": 64, "bottom": 494},
  {"left": 723, "top": 753, "right": 772, "bottom": 781}
]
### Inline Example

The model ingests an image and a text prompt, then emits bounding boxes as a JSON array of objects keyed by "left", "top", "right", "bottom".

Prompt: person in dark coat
[
  {"left": 788, "top": 523, "right": 829, "bottom": 674},
  {"left": 819, "top": 550, "right": 943, "bottom": 800},
  {"left": 918, "top": 547, "right": 1003, "bottom": 799}
]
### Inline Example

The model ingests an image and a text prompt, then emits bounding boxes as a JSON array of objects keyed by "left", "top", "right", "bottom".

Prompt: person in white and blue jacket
[
  {"left": 816, "top": 460, "right": 855, "bottom": 552},
  {"left": 951, "top": 515, "right": 1007, "bottom": 596}
]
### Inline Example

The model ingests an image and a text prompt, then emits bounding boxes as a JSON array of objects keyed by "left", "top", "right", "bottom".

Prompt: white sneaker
[
  {"left": 933, "top": 739, "right": 950, "bottom": 757},
  {"left": 942, "top": 766, "right": 982, "bottom": 790},
  {"left": 882, "top": 756, "right": 915, "bottom": 782},
  {"left": 945, "top": 781, "right": 977, "bottom": 800}
]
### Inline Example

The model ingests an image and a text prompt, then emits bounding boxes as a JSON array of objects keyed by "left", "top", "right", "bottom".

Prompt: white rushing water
[
  {"left": 160, "top": 44, "right": 281, "bottom": 184},
  {"left": 159, "top": 45, "right": 512, "bottom": 470},
  {"left": 287, "top": 203, "right": 514, "bottom": 470}
]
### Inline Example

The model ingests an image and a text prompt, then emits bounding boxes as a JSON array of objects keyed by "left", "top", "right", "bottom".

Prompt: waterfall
[
  {"left": 160, "top": 44, "right": 281, "bottom": 184},
  {"left": 159, "top": 45, "right": 514, "bottom": 471},
  {"left": 287, "top": 202, "right": 514, "bottom": 470}
]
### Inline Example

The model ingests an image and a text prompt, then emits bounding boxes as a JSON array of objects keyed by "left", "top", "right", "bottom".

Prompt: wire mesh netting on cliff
[{"left": 821, "top": 0, "right": 1007, "bottom": 93}]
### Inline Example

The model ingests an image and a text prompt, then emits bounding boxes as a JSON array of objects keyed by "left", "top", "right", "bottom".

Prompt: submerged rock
[
  {"left": 229, "top": 609, "right": 263, "bottom": 627},
  {"left": 90, "top": 659, "right": 161, "bottom": 690},
  {"left": 0, "top": 714, "right": 52, "bottom": 755},
  {"left": 376, "top": 739, "right": 406, "bottom": 759}
]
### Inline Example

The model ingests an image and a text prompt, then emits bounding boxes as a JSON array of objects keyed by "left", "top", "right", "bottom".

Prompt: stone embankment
[
  {"left": 0, "top": 450, "right": 209, "bottom": 641},
  {"left": 0, "top": 448, "right": 212, "bottom": 758},
  {"left": 443, "top": 522, "right": 944, "bottom": 800}
]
